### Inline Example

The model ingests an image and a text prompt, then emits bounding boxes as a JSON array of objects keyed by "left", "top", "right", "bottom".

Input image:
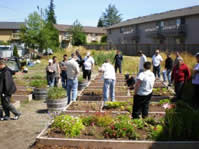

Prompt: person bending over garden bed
[{"left": 132, "top": 62, "right": 155, "bottom": 119}]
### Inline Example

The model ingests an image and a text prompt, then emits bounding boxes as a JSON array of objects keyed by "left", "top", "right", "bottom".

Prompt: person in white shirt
[
  {"left": 99, "top": 59, "right": 116, "bottom": 103},
  {"left": 138, "top": 51, "right": 147, "bottom": 73},
  {"left": 66, "top": 53, "right": 80, "bottom": 104},
  {"left": 132, "top": 62, "right": 155, "bottom": 119},
  {"left": 152, "top": 49, "right": 163, "bottom": 78},
  {"left": 83, "top": 52, "right": 95, "bottom": 81}
]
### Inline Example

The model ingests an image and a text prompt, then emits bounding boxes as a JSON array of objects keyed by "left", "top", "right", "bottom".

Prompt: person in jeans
[
  {"left": 132, "top": 62, "right": 155, "bottom": 119},
  {"left": 83, "top": 52, "right": 95, "bottom": 81},
  {"left": 152, "top": 50, "right": 163, "bottom": 78},
  {"left": 171, "top": 58, "right": 191, "bottom": 100},
  {"left": 46, "top": 59, "right": 55, "bottom": 87},
  {"left": 66, "top": 53, "right": 80, "bottom": 104},
  {"left": 99, "top": 59, "right": 116, "bottom": 104},
  {"left": 52, "top": 56, "right": 60, "bottom": 87},
  {"left": 192, "top": 52, "right": 199, "bottom": 108},
  {"left": 138, "top": 50, "right": 147, "bottom": 73},
  {"left": 114, "top": 50, "right": 123, "bottom": 74},
  {"left": 0, "top": 60, "right": 21, "bottom": 120},
  {"left": 163, "top": 53, "right": 173, "bottom": 86},
  {"left": 60, "top": 54, "right": 68, "bottom": 89}
]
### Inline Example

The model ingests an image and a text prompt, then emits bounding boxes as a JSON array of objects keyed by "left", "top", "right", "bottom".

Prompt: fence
[{"left": 83, "top": 44, "right": 199, "bottom": 56}]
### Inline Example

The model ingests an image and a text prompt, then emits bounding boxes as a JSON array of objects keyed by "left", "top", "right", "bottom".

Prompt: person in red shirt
[{"left": 171, "top": 58, "right": 191, "bottom": 100}]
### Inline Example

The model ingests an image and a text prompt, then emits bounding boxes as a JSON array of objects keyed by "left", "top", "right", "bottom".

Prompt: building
[
  {"left": 0, "top": 22, "right": 23, "bottom": 42},
  {"left": 0, "top": 22, "right": 106, "bottom": 48},
  {"left": 107, "top": 5, "right": 199, "bottom": 55},
  {"left": 54, "top": 24, "right": 106, "bottom": 48}
]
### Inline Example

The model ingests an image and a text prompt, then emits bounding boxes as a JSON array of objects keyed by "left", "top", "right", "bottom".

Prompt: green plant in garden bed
[
  {"left": 48, "top": 87, "right": 66, "bottom": 100},
  {"left": 104, "top": 115, "right": 138, "bottom": 139},
  {"left": 104, "top": 102, "right": 132, "bottom": 113},
  {"left": 29, "top": 79, "right": 47, "bottom": 88},
  {"left": 49, "top": 113, "right": 164, "bottom": 140},
  {"left": 24, "top": 75, "right": 44, "bottom": 80},
  {"left": 51, "top": 115, "right": 85, "bottom": 137},
  {"left": 82, "top": 112, "right": 113, "bottom": 127},
  {"left": 159, "top": 99, "right": 171, "bottom": 105},
  {"left": 152, "top": 88, "right": 173, "bottom": 96}
]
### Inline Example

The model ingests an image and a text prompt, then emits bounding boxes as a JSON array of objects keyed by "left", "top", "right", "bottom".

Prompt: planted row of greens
[{"left": 48, "top": 101, "right": 199, "bottom": 141}]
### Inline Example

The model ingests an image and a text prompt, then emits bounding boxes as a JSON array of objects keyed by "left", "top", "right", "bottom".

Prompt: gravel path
[{"left": 0, "top": 100, "right": 50, "bottom": 149}]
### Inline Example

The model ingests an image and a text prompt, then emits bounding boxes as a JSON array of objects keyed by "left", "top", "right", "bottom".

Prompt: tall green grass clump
[{"left": 92, "top": 50, "right": 116, "bottom": 66}]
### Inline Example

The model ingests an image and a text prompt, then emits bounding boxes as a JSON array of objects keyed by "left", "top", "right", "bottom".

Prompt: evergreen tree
[
  {"left": 100, "top": 4, "right": 122, "bottom": 27},
  {"left": 47, "top": 0, "right": 56, "bottom": 24},
  {"left": 13, "top": 45, "right": 19, "bottom": 57},
  {"left": 97, "top": 18, "right": 104, "bottom": 27}
]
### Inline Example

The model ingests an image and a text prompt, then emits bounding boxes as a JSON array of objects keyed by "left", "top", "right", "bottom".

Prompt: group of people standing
[
  {"left": 46, "top": 51, "right": 95, "bottom": 104},
  {"left": 133, "top": 49, "right": 199, "bottom": 119}
]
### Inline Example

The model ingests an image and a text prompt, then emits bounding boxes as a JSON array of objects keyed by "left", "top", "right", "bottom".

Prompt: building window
[
  {"left": 120, "top": 27, "right": 124, "bottom": 33},
  {"left": 160, "top": 21, "right": 164, "bottom": 28},
  {"left": 108, "top": 29, "right": 112, "bottom": 34},
  {"left": 176, "top": 18, "right": 181, "bottom": 27}
]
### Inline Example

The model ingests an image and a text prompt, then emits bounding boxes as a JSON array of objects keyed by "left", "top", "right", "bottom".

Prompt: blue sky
[{"left": 0, "top": 0, "right": 199, "bottom": 26}]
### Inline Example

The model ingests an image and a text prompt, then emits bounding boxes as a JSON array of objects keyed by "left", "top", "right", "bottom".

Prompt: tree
[
  {"left": 47, "top": 0, "right": 56, "bottom": 24},
  {"left": 20, "top": 11, "right": 44, "bottom": 49},
  {"left": 13, "top": 45, "right": 19, "bottom": 57},
  {"left": 100, "top": 4, "right": 122, "bottom": 27},
  {"left": 20, "top": 10, "right": 59, "bottom": 52},
  {"left": 68, "top": 20, "right": 86, "bottom": 46},
  {"left": 101, "top": 35, "right": 107, "bottom": 43},
  {"left": 97, "top": 18, "right": 104, "bottom": 27}
]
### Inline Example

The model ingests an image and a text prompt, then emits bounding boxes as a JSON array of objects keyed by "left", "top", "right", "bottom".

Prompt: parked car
[{"left": 5, "top": 57, "right": 21, "bottom": 73}]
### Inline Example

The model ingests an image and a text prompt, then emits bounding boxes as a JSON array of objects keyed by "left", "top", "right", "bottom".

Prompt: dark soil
[{"left": 67, "top": 102, "right": 102, "bottom": 111}]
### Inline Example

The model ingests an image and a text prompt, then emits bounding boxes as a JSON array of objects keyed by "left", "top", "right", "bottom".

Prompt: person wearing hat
[
  {"left": 83, "top": 52, "right": 95, "bottom": 81},
  {"left": 152, "top": 49, "right": 163, "bottom": 78},
  {"left": 46, "top": 59, "right": 56, "bottom": 87},
  {"left": 114, "top": 50, "right": 123, "bottom": 74},
  {"left": 192, "top": 52, "right": 199, "bottom": 107},
  {"left": 0, "top": 59, "right": 21, "bottom": 120},
  {"left": 171, "top": 57, "right": 191, "bottom": 100}
]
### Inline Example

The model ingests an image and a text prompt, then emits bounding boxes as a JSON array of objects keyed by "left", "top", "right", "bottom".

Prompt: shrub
[
  {"left": 51, "top": 115, "right": 85, "bottom": 137},
  {"left": 153, "top": 101, "right": 199, "bottom": 141},
  {"left": 101, "top": 35, "right": 107, "bottom": 43},
  {"left": 30, "top": 79, "right": 47, "bottom": 88},
  {"left": 48, "top": 87, "right": 66, "bottom": 100},
  {"left": 92, "top": 50, "right": 115, "bottom": 66}
]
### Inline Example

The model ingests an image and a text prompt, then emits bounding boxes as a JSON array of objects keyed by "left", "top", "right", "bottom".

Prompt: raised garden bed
[{"left": 66, "top": 101, "right": 102, "bottom": 111}]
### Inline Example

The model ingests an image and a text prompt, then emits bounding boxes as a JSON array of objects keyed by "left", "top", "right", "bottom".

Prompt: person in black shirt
[
  {"left": 0, "top": 59, "right": 21, "bottom": 120},
  {"left": 114, "top": 50, "right": 123, "bottom": 74},
  {"left": 163, "top": 53, "right": 173, "bottom": 86}
]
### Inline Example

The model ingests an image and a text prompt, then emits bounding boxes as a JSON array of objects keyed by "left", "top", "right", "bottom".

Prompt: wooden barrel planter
[
  {"left": 47, "top": 98, "right": 67, "bottom": 112},
  {"left": 78, "top": 81, "right": 88, "bottom": 91},
  {"left": 33, "top": 88, "right": 48, "bottom": 100}
]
